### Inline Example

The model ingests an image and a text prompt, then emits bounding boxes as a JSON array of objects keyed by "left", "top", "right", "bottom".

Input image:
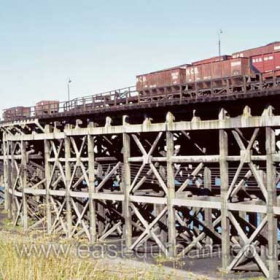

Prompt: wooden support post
[
  {"left": 65, "top": 137, "right": 72, "bottom": 238},
  {"left": 6, "top": 138, "right": 12, "bottom": 219},
  {"left": 21, "top": 141, "right": 28, "bottom": 231},
  {"left": 219, "top": 129, "right": 230, "bottom": 269},
  {"left": 204, "top": 166, "right": 213, "bottom": 246},
  {"left": 10, "top": 142, "right": 16, "bottom": 221},
  {"left": 88, "top": 134, "right": 97, "bottom": 243},
  {"left": 123, "top": 130, "right": 132, "bottom": 250},
  {"left": 44, "top": 138, "right": 52, "bottom": 234},
  {"left": 167, "top": 131, "right": 176, "bottom": 257},
  {"left": 7, "top": 157, "right": 12, "bottom": 219},
  {"left": 3, "top": 135, "right": 11, "bottom": 217},
  {"left": 265, "top": 127, "right": 278, "bottom": 279},
  {"left": 259, "top": 169, "right": 267, "bottom": 262}
]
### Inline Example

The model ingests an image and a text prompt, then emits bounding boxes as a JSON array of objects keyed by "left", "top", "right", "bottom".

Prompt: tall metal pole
[
  {"left": 67, "top": 79, "right": 71, "bottom": 101},
  {"left": 218, "top": 29, "right": 223, "bottom": 57}
]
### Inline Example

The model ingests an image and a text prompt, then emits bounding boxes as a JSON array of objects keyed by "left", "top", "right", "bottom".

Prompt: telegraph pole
[
  {"left": 218, "top": 29, "right": 223, "bottom": 57},
  {"left": 67, "top": 78, "right": 72, "bottom": 101}
]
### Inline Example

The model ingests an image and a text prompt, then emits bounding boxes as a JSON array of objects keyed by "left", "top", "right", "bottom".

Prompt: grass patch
[{"left": 0, "top": 233, "right": 179, "bottom": 280}]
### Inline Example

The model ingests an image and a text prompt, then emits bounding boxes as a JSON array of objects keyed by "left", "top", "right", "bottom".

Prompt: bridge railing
[
  {"left": 62, "top": 85, "right": 138, "bottom": 112},
  {"left": 2, "top": 86, "right": 138, "bottom": 121}
]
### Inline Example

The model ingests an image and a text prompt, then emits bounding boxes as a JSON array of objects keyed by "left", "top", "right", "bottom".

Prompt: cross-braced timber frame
[{"left": 1, "top": 105, "right": 280, "bottom": 279}]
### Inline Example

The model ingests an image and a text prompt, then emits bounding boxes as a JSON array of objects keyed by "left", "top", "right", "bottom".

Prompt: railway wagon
[
  {"left": 232, "top": 41, "right": 280, "bottom": 58},
  {"left": 185, "top": 57, "right": 254, "bottom": 83},
  {"left": 251, "top": 52, "right": 280, "bottom": 81},
  {"left": 136, "top": 66, "right": 187, "bottom": 92},
  {"left": 3, "top": 106, "right": 31, "bottom": 122},
  {"left": 35, "top": 100, "right": 60, "bottom": 116},
  {"left": 192, "top": 55, "right": 231, "bottom": 66}
]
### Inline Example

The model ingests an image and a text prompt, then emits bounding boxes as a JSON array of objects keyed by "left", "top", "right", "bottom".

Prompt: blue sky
[{"left": 0, "top": 0, "right": 279, "bottom": 113}]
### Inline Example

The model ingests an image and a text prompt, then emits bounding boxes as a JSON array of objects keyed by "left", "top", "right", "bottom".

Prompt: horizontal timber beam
[{"left": 3, "top": 113, "right": 280, "bottom": 141}]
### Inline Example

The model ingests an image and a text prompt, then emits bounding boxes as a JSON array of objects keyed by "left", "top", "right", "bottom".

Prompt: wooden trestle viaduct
[{"left": 2, "top": 86, "right": 280, "bottom": 279}]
